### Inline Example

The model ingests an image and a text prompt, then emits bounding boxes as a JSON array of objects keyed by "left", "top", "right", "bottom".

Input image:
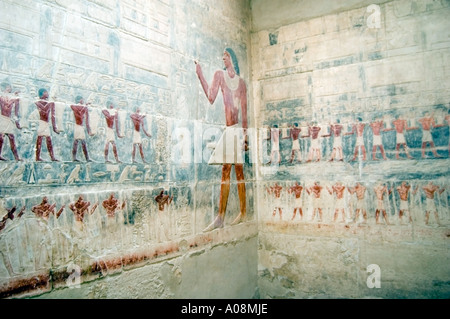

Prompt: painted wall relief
[
  {"left": 262, "top": 109, "right": 450, "bottom": 166},
  {"left": 0, "top": 186, "right": 198, "bottom": 296},
  {"left": 195, "top": 48, "right": 249, "bottom": 232},
  {"left": 262, "top": 180, "right": 448, "bottom": 227}
]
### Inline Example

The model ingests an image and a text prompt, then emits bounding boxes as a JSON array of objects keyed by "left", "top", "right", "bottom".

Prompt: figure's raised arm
[{"left": 195, "top": 61, "right": 221, "bottom": 105}]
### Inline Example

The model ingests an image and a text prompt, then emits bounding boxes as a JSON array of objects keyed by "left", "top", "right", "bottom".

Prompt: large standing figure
[{"left": 195, "top": 48, "right": 248, "bottom": 231}]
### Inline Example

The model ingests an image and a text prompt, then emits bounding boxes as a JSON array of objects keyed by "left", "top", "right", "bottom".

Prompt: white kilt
[
  {"left": 396, "top": 132, "right": 406, "bottom": 144},
  {"left": 106, "top": 127, "right": 115, "bottom": 142},
  {"left": 333, "top": 135, "right": 342, "bottom": 149},
  {"left": 356, "top": 198, "right": 366, "bottom": 210},
  {"left": 426, "top": 198, "right": 436, "bottom": 212},
  {"left": 133, "top": 130, "right": 142, "bottom": 144},
  {"left": 311, "top": 138, "right": 320, "bottom": 150},
  {"left": 356, "top": 136, "right": 364, "bottom": 147},
  {"left": 335, "top": 198, "right": 345, "bottom": 210},
  {"left": 373, "top": 135, "right": 382, "bottom": 146},
  {"left": 292, "top": 139, "right": 300, "bottom": 151},
  {"left": 422, "top": 130, "right": 432, "bottom": 143},
  {"left": 0, "top": 115, "right": 15, "bottom": 134},
  {"left": 208, "top": 125, "right": 244, "bottom": 165},
  {"left": 294, "top": 196, "right": 302, "bottom": 207},
  {"left": 38, "top": 120, "right": 51, "bottom": 137},
  {"left": 74, "top": 124, "right": 86, "bottom": 140},
  {"left": 399, "top": 199, "right": 408, "bottom": 211}
]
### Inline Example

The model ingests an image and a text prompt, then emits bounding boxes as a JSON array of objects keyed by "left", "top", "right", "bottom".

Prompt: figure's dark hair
[
  {"left": 75, "top": 95, "right": 83, "bottom": 104},
  {"left": 38, "top": 88, "right": 48, "bottom": 98},
  {"left": 224, "top": 48, "right": 240, "bottom": 76}
]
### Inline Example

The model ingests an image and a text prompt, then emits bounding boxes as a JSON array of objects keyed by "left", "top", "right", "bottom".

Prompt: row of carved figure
[
  {"left": 266, "top": 180, "right": 447, "bottom": 226},
  {"left": 0, "top": 83, "right": 153, "bottom": 164},
  {"left": 0, "top": 190, "right": 173, "bottom": 234},
  {"left": 266, "top": 112, "right": 450, "bottom": 164}
]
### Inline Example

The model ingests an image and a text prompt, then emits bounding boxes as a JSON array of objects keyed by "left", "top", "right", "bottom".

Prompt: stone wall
[
  {"left": 1, "top": 0, "right": 449, "bottom": 300},
  {"left": 0, "top": 0, "right": 257, "bottom": 298},
  {"left": 251, "top": 0, "right": 450, "bottom": 298}
]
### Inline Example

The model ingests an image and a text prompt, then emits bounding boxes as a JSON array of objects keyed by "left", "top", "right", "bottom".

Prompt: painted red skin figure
[
  {"left": 305, "top": 124, "right": 322, "bottom": 162},
  {"left": 32, "top": 197, "right": 65, "bottom": 220},
  {"left": 69, "top": 196, "right": 97, "bottom": 222},
  {"left": 327, "top": 182, "right": 347, "bottom": 222},
  {"left": 102, "top": 193, "right": 125, "bottom": 217},
  {"left": 384, "top": 116, "right": 416, "bottom": 159},
  {"left": 289, "top": 123, "right": 302, "bottom": 163},
  {"left": 154, "top": 190, "right": 173, "bottom": 212},
  {"left": 102, "top": 102, "right": 124, "bottom": 163},
  {"left": 322, "top": 121, "right": 344, "bottom": 162},
  {"left": 130, "top": 108, "right": 151, "bottom": 164},
  {"left": 267, "top": 183, "right": 283, "bottom": 220},
  {"left": 348, "top": 182, "right": 368, "bottom": 223},
  {"left": 348, "top": 119, "right": 367, "bottom": 161},
  {"left": 417, "top": 113, "right": 442, "bottom": 159},
  {"left": 0, "top": 83, "right": 22, "bottom": 161},
  {"left": 71, "top": 96, "right": 94, "bottom": 162},
  {"left": 373, "top": 183, "right": 392, "bottom": 225},
  {"left": 35, "top": 88, "right": 60, "bottom": 162},
  {"left": 307, "top": 182, "right": 324, "bottom": 221},
  {"left": 422, "top": 182, "right": 445, "bottom": 225},
  {"left": 396, "top": 182, "right": 417, "bottom": 224},
  {"left": 369, "top": 119, "right": 388, "bottom": 161},
  {"left": 0, "top": 205, "right": 25, "bottom": 232},
  {"left": 288, "top": 182, "right": 304, "bottom": 220},
  {"left": 195, "top": 48, "right": 248, "bottom": 231},
  {"left": 346, "top": 118, "right": 367, "bottom": 161}
]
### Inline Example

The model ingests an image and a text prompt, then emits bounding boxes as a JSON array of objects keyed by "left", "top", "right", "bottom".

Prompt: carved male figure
[
  {"left": 154, "top": 189, "right": 173, "bottom": 212},
  {"left": 307, "top": 181, "right": 324, "bottom": 222},
  {"left": 422, "top": 181, "right": 445, "bottom": 225},
  {"left": 102, "top": 193, "right": 125, "bottom": 217},
  {"left": 326, "top": 119, "right": 344, "bottom": 162},
  {"left": 327, "top": 181, "right": 347, "bottom": 222},
  {"left": 70, "top": 96, "right": 93, "bottom": 162},
  {"left": 130, "top": 108, "right": 151, "bottom": 164},
  {"left": 35, "top": 88, "right": 60, "bottom": 161},
  {"left": 369, "top": 119, "right": 388, "bottom": 161},
  {"left": 346, "top": 117, "right": 367, "bottom": 161},
  {"left": 305, "top": 122, "right": 323, "bottom": 162},
  {"left": 417, "top": 113, "right": 441, "bottom": 158},
  {"left": 289, "top": 123, "right": 302, "bottom": 163},
  {"left": 288, "top": 181, "right": 304, "bottom": 220},
  {"left": 396, "top": 181, "right": 416, "bottom": 224},
  {"left": 32, "top": 196, "right": 64, "bottom": 221},
  {"left": 348, "top": 182, "right": 368, "bottom": 223},
  {"left": 195, "top": 48, "right": 248, "bottom": 231},
  {"left": 385, "top": 116, "right": 415, "bottom": 159},
  {"left": 0, "top": 82, "right": 22, "bottom": 161},
  {"left": 102, "top": 101, "right": 124, "bottom": 163},
  {"left": 373, "top": 183, "right": 392, "bottom": 225}
]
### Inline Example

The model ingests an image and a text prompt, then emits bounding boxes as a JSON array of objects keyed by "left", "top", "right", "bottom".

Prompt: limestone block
[
  {"left": 365, "top": 56, "right": 424, "bottom": 88},
  {"left": 261, "top": 74, "right": 309, "bottom": 103}
]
